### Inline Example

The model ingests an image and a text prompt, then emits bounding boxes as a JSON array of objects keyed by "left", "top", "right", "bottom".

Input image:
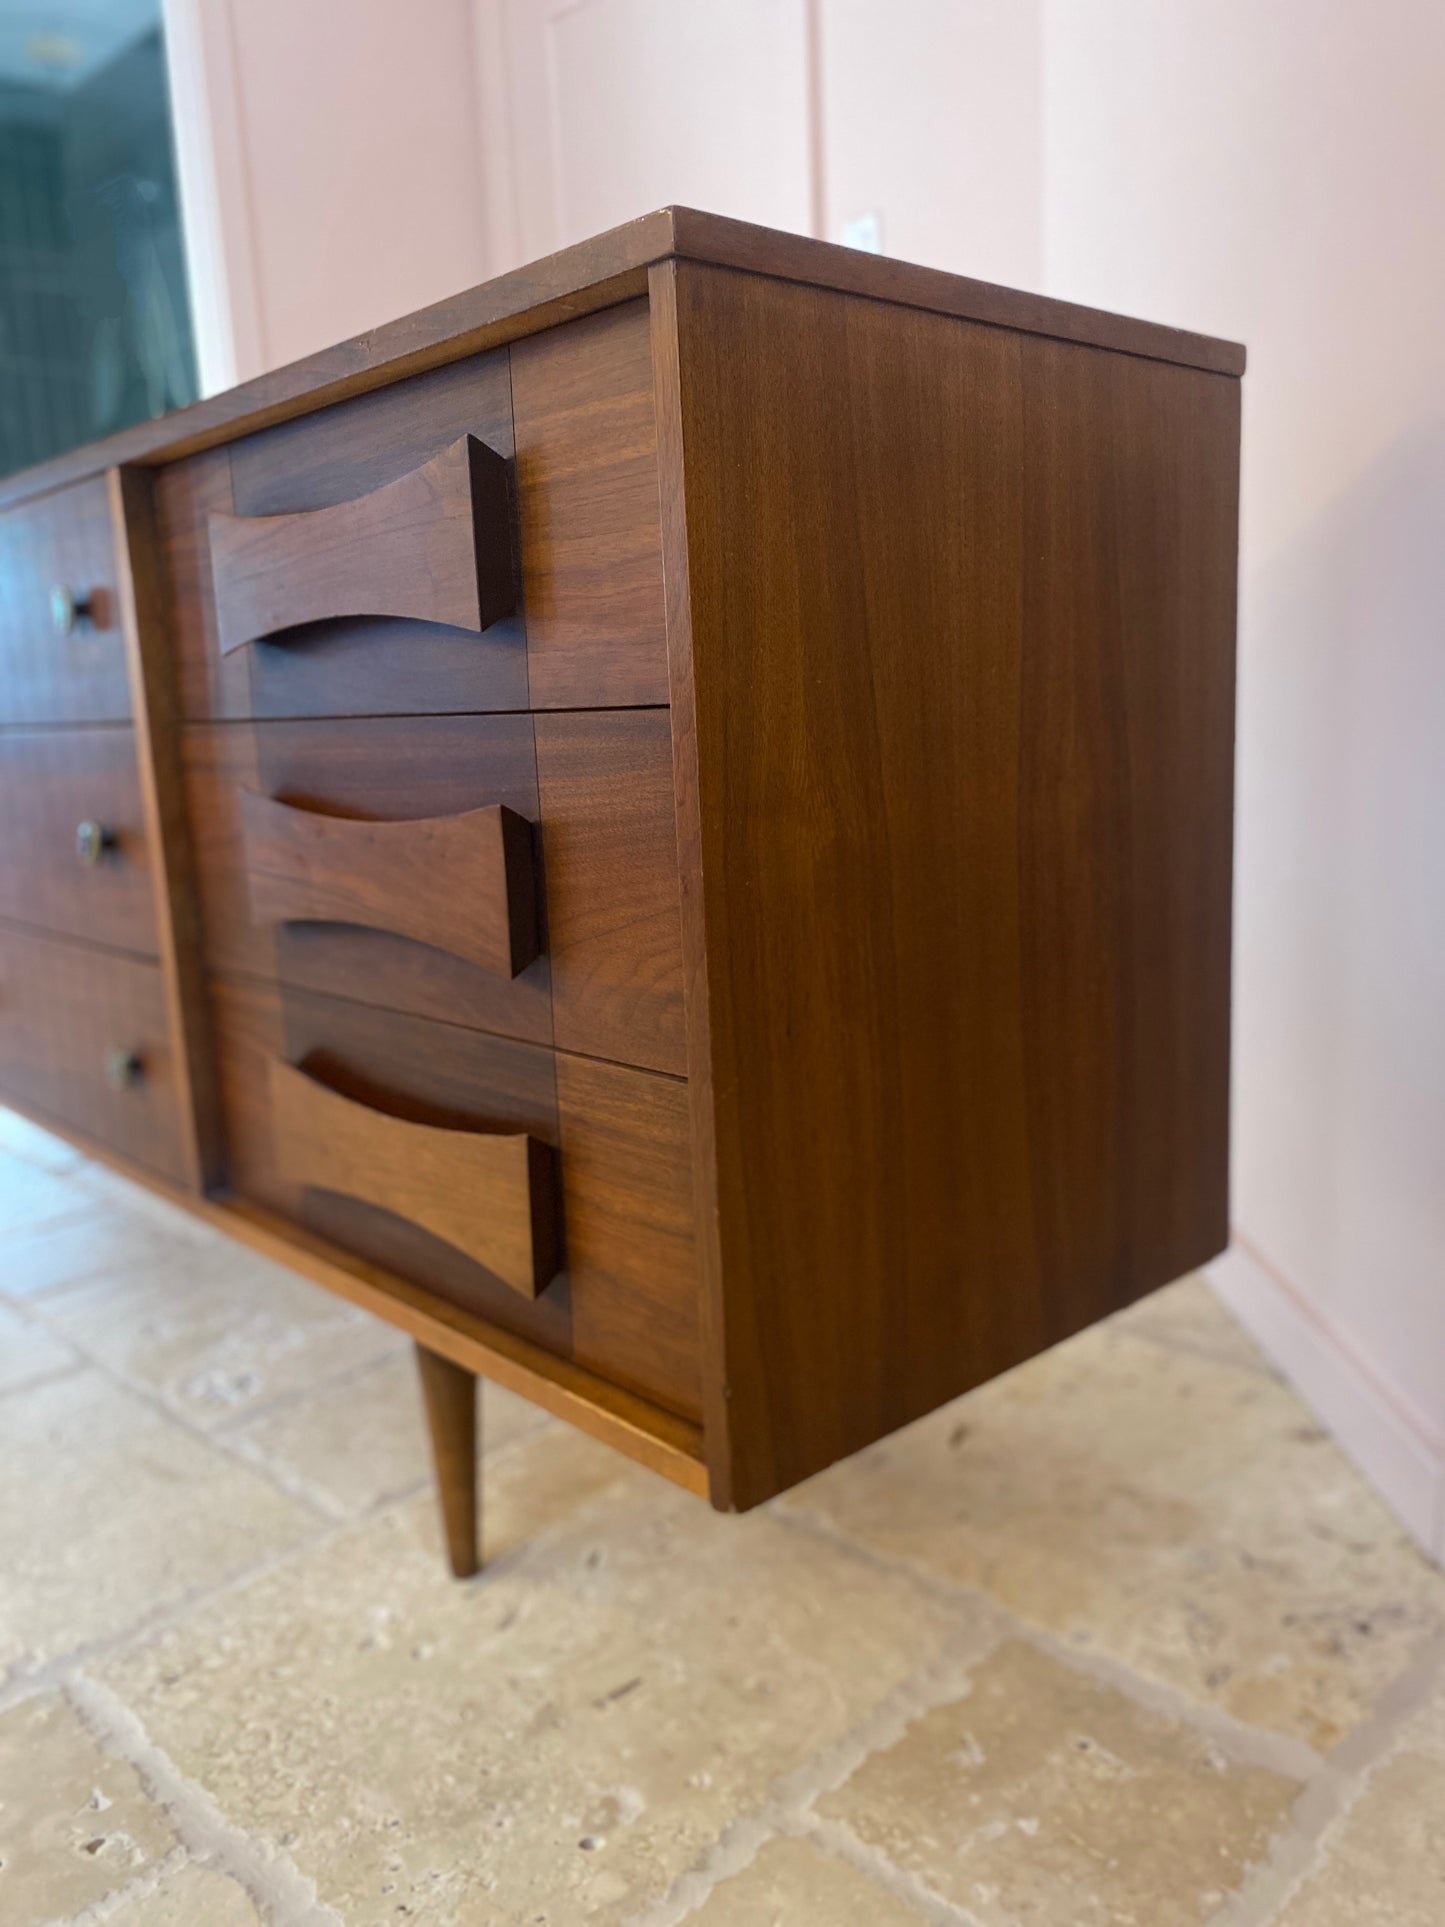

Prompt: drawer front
[
  {"left": 159, "top": 303, "right": 667, "bottom": 723},
  {"left": 162, "top": 354, "right": 525, "bottom": 723},
  {"left": 207, "top": 435, "right": 515, "bottom": 659},
  {"left": 0, "top": 727, "right": 157, "bottom": 954},
  {"left": 212, "top": 976, "right": 702, "bottom": 1421},
  {"left": 0, "top": 925, "right": 185, "bottom": 1180},
  {"left": 185, "top": 709, "right": 686, "bottom": 1076},
  {"left": 0, "top": 477, "right": 131, "bottom": 724}
]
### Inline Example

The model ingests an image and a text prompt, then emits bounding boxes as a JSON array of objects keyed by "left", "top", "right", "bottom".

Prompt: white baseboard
[{"left": 1206, "top": 1241, "right": 1443, "bottom": 1565}]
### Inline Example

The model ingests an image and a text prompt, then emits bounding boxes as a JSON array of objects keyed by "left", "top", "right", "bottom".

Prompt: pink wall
[
  {"left": 1042, "top": 0, "right": 1445, "bottom": 1550},
  {"left": 166, "top": 0, "right": 490, "bottom": 384},
  {"left": 820, "top": 0, "right": 1041, "bottom": 288}
]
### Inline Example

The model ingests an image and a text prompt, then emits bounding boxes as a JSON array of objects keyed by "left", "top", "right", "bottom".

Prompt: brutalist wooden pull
[
  {"left": 239, "top": 789, "right": 540, "bottom": 977},
  {"left": 268, "top": 1058, "right": 561, "bottom": 1298},
  {"left": 208, "top": 435, "right": 514, "bottom": 654}
]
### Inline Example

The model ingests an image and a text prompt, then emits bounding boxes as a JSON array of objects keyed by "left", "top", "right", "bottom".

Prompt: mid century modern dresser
[{"left": 0, "top": 211, "right": 1243, "bottom": 1574}]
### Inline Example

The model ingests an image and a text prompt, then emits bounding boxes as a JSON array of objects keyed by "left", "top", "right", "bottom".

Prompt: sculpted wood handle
[
  {"left": 239, "top": 788, "right": 540, "bottom": 978},
  {"left": 268, "top": 1058, "right": 561, "bottom": 1298},
  {"left": 207, "top": 435, "right": 514, "bottom": 655}
]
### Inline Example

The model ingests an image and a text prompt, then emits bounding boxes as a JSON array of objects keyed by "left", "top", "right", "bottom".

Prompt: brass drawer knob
[
  {"left": 50, "top": 584, "right": 95, "bottom": 635},
  {"left": 75, "top": 820, "right": 115, "bottom": 866},
  {"left": 104, "top": 1047, "right": 143, "bottom": 1091}
]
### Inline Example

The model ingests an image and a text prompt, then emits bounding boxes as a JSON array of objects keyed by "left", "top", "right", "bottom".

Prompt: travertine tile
[
  {"left": 784, "top": 1321, "right": 1444, "bottom": 1749},
  {"left": 0, "top": 1299, "right": 77, "bottom": 1393},
  {"left": 685, "top": 1834, "right": 928, "bottom": 1923},
  {"left": 230, "top": 1349, "right": 549, "bottom": 1517},
  {"left": 1113, "top": 1273, "right": 1275, "bottom": 1377},
  {"left": 1274, "top": 1659, "right": 1445, "bottom": 1924},
  {"left": 819, "top": 1639, "right": 1299, "bottom": 1925},
  {"left": 0, "top": 1105, "right": 83, "bottom": 1171},
  {"left": 31, "top": 1240, "right": 402, "bottom": 1425},
  {"left": 98, "top": 1423, "right": 975, "bottom": 1925},
  {"left": 103, "top": 1858, "right": 265, "bottom": 1925},
  {"left": 0, "top": 1149, "right": 96, "bottom": 1239},
  {"left": 0, "top": 1691, "right": 177, "bottom": 1922},
  {"left": 1, "top": 1193, "right": 212, "bottom": 1301},
  {"left": 0, "top": 1369, "right": 315, "bottom": 1677}
]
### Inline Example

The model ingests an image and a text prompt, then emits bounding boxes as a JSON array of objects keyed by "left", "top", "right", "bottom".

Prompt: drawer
[
  {"left": 185, "top": 709, "right": 686, "bottom": 1076},
  {"left": 0, "top": 925, "right": 185, "bottom": 1181},
  {"left": 0, "top": 728, "right": 157, "bottom": 954},
  {"left": 211, "top": 976, "right": 702, "bottom": 1422},
  {"left": 159, "top": 302, "right": 667, "bottom": 723},
  {"left": 0, "top": 477, "right": 131, "bottom": 724}
]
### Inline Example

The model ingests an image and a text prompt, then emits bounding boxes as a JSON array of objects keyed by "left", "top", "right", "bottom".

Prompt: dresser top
[{"left": 0, "top": 206, "right": 1246, "bottom": 513}]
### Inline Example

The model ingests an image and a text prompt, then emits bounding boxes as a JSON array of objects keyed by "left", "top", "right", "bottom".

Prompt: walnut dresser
[{"left": 0, "top": 211, "right": 1243, "bottom": 1575}]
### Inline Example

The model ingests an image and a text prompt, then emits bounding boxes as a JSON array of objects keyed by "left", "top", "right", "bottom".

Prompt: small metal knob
[
  {"left": 104, "top": 1047, "right": 143, "bottom": 1091},
  {"left": 76, "top": 820, "right": 115, "bottom": 866},
  {"left": 50, "top": 584, "right": 94, "bottom": 635}
]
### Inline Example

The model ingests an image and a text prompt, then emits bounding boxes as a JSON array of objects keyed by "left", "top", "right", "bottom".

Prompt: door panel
[{"left": 489, "top": 0, "right": 814, "bottom": 264}]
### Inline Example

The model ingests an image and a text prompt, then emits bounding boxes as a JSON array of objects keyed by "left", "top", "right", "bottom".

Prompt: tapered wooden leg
[{"left": 415, "top": 1343, "right": 479, "bottom": 1578}]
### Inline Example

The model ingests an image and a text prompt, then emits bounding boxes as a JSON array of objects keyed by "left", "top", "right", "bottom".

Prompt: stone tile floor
[{"left": 0, "top": 1108, "right": 1441, "bottom": 1926}]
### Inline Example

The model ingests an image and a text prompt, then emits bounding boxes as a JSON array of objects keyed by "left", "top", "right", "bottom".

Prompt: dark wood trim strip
[
  {"left": 109, "top": 466, "right": 223, "bottom": 1190},
  {"left": 647, "top": 259, "right": 735, "bottom": 1509}
]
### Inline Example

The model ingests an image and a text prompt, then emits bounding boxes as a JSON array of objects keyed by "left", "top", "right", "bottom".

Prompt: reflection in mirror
[{"left": 0, "top": 0, "right": 196, "bottom": 476}]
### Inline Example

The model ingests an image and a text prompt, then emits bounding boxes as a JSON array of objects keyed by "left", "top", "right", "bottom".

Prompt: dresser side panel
[{"left": 668, "top": 262, "right": 1239, "bottom": 1508}]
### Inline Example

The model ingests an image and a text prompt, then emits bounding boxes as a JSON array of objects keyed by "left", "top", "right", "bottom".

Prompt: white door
[{"left": 478, "top": 0, "right": 816, "bottom": 270}]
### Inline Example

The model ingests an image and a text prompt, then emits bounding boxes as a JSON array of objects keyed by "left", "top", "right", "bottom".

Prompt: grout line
[
  {"left": 633, "top": 1623, "right": 1004, "bottom": 1927},
  {"left": 1118, "top": 1321, "right": 1280, "bottom": 1381},
  {"left": 206, "top": 1335, "right": 411, "bottom": 1437},
  {"left": 0, "top": 1514, "right": 329, "bottom": 1716},
  {"left": 790, "top": 1813, "right": 992, "bottom": 1927},
  {"left": 66, "top": 1671, "right": 342, "bottom": 1926},
  {"left": 55, "top": 1842, "right": 191, "bottom": 1927},
  {"left": 771, "top": 1501, "right": 1327, "bottom": 1782},
  {"left": 0, "top": 1201, "right": 108, "bottom": 1253},
  {"left": 1206, "top": 1629, "right": 1445, "bottom": 1927},
  {"left": 0, "top": 1357, "right": 88, "bottom": 1402},
  {"left": 0, "top": 1395, "right": 592, "bottom": 1715},
  {"left": 4, "top": 1291, "right": 341, "bottom": 1526}
]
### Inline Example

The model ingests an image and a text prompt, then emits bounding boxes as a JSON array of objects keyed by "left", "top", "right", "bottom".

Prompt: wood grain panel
[
  {"left": 536, "top": 707, "right": 686, "bottom": 1075},
  {"left": 511, "top": 300, "right": 668, "bottom": 707},
  {"left": 240, "top": 790, "right": 540, "bottom": 979},
  {"left": 555, "top": 1051, "right": 700, "bottom": 1434},
  {"left": 0, "top": 476, "right": 130, "bottom": 724},
  {"left": 186, "top": 714, "right": 552, "bottom": 1045},
  {"left": 268, "top": 1056, "right": 560, "bottom": 1297},
  {"left": 1016, "top": 332, "right": 1238, "bottom": 1296},
  {"left": 229, "top": 347, "right": 514, "bottom": 513},
  {"left": 0, "top": 922, "right": 186, "bottom": 1181},
  {"left": 657, "top": 262, "right": 1238, "bottom": 1508},
  {"left": 210, "top": 976, "right": 702, "bottom": 1419},
  {"left": 209, "top": 436, "right": 514, "bottom": 655},
  {"left": 165, "top": 355, "right": 527, "bottom": 721},
  {"left": 0, "top": 726, "right": 157, "bottom": 954}
]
